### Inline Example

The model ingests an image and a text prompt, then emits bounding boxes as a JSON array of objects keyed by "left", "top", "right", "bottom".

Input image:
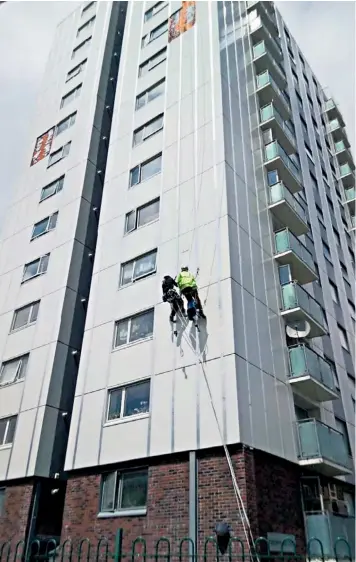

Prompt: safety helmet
[{"left": 181, "top": 266, "right": 188, "bottom": 271}]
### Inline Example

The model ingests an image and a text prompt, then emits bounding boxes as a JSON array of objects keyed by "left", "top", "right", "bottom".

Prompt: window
[
  {"left": 141, "top": 20, "right": 168, "bottom": 47},
  {"left": 322, "top": 242, "right": 331, "bottom": 261},
  {"left": 333, "top": 228, "right": 341, "bottom": 246},
  {"left": 114, "top": 309, "right": 154, "bottom": 348},
  {"left": 40, "top": 176, "right": 64, "bottom": 202},
  {"left": 11, "top": 302, "right": 40, "bottom": 332},
  {"left": 307, "top": 93, "right": 313, "bottom": 107},
  {"left": 107, "top": 380, "right": 150, "bottom": 422},
  {"left": 125, "top": 198, "right": 160, "bottom": 234},
  {"left": 0, "top": 416, "right": 17, "bottom": 447},
  {"left": 77, "top": 16, "right": 95, "bottom": 40},
  {"left": 136, "top": 79, "right": 165, "bottom": 110},
  {"left": 54, "top": 112, "right": 76, "bottom": 137},
  {"left": 23, "top": 254, "right": 49, "bottom": 282},
  {"left": 31, "top": 213, "right": 58, "bottom": 240},
  {"left": 0, "top": 355, "right": 29, "bottom": 386},
  {"left": 129, "top": 153, "right": 162, "bottom": 187},
  {"left": 296, "top": 91, "right": 303, "bottom": 106},
  {"left": 335, "top": 418, "right": 352, "bottom": 456},
  {"left": 48, "top": 142, "right": 71, "bottom": 167},
  {"left": 327, "top": 359, "right": 339, "bottom": 390},
  {"left": 100, "top": 469, "right": 148, "bottom": 514},
  {"left": 278, "top": 264, "right": 292, "bottom": 286},
  {"left": 144, "top": 2, "right": 168, "bottom": 21},
  {"left": 311, "top": 116, "right": 318, "bottom": 130},
  {"left": 120, "top": 250, "right": 157, "bottom": 286},
  {"left": 66, "top": 59, "right": 87, "bottom": 82},
  {"left": 0, "top": 489, "right": 4, "bottom": 516},
  {"left": 72, "top": 37, "right": 92, "bottom": 60},
  {"left": 310, "top": 174, "right": 318, "bottom": 193},
  {"left": 139, "top": 48, "right": 167, "bottom": 77},
  {"left": 82, "top": 1, "right": 95, "bottom": 16},
  {"left": 291, "top": 68, "right": 298, "bottom": 83},
  {"left": 305, "top": 143, "right": 314, "bottom": 162},
  {"left": 329, "top": 281, "right": 339, "bottom": 304},
  {"left": 303, "top": 72, "right": 308, "bottom": 85},
  {"left": 267, "top": 169, "right": 279, "bottom": 186},
  {"left": 316, "top": 140, "right": 322, "bottom": 153},
  {"left": 284, "top": 29, "right": 291, "bottom": 44},
  {"left": 60, "top": 85, "right": 82, "bottom": 109},
  {"left": 337, "top": 325, "right": 349, "bottom": 350},
  {"left": 133, "top": 114, "right": 163, "bottom": 146}
]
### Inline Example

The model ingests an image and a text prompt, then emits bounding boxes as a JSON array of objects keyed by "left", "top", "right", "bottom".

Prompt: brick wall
[
  {"left": 61, "top": 446, "right": 305, "bottom": 554},
  {"left": 0, "top": 483, "right": 33, "bottom": 544}
]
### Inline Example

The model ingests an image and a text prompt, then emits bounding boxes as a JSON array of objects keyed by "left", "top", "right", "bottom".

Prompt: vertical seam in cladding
[
  {"left": 72, "top": 1, "right": 134, "bottom": 470},
  {"left": 208, "top": 2, "right": 228, "bottom": 444},
  {"left": 221, "top": 3, "right": 253, "bottom": 443},
  {"left": 241, "top": 2, "right": 293, "bottom": 459},
  {"left": 147, "top": 1, "right": 175, "bottom": 457},
  {"left": 229, "top": 1, "right": 268, "bottom": 452}
]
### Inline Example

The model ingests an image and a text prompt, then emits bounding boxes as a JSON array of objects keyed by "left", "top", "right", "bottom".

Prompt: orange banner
[
  {"left": 30, "top": 127, "right": 55, "bottom": 166},
  {"left": 168, "top": 1, "right": 196, "bottom": 43}
]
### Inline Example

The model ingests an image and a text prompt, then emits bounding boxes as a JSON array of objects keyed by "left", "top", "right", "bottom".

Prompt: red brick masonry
[
  {"left": 0, "top": 483, "right": 33, "bottom": 544},
  {"left": 60, "top": 447, "right": 305, "bottom": 550}
]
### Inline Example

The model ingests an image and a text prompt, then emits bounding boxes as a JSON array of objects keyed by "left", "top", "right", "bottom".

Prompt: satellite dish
[{"left": 286, "top": 320, "right": 311, "bottom": 339}]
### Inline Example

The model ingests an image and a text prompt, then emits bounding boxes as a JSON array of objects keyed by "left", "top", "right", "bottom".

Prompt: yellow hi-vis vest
[{"left": 176, "top": 270, "right": 197, "bottom": 291}]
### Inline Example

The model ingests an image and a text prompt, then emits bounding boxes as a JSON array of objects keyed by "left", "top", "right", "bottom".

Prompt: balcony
[
  {"left": 260, "top": 103, "right": 295, "bottom": 154},
  {"left": 249, "top": 16, "right": 282, "bottom": 61},
  {"left": 326, "top": 118, "right": 349, "bottom": 144},
  {"left": 274, "top": 229, "right": 317, "bottom": 285},
  {"left": 334, "top": 140, "right": 354, "bottom": 168},
  {"left": 296, "top": 419, "right": 352, "bottom": 476},
  {"left": 256, "top": 71, "right": 291, "bottom": 120},
  {"left": 339, "top": 163, "right": 355, "bottom": 189},
  {"left": 268, "top": 182, "right": 308, "bottom": 236},
  {"left": 280, "top": 282, "right": 327, "bottom": 338},
  {"left": 253, "top": 42, "right": 286, "bottom": 89},
  {"left": 323, "top": 99, "right": 345, "bottom": 126},
  {"left": 264, "top": 141, "right": 302, "bottom": 193},
  {"left": 343, "top": 187, "right": 356, "bottom": 213},
  {"left": 288, "top": 344, "right": 338, "bottom": 403},
  {"left": 305, "top": 513, "right": 355, "bottom": 559},
  {"left": 248, "top": 3, "right": 278, "bottom": 41},
  {"left": 350, "top": 215, "right": 356, "bottom": 232}
]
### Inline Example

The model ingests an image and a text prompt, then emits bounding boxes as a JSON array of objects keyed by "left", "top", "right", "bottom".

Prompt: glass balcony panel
[
  {"left": 275, "top": 229, "right": 315, "bottom": 272},
  {"left": 340, "top": 163, "right": 352, "bottom": 176},
  {"left": 269, "top": 183, "right": 307, "bottom": 223},
  {"left": 297, "top": 419, "right": 349, "bottom": 467},
  {"left": 281, "top": 283, "right": 325, "bottom": 327},
  {"left": 345, "top": 188, "right": 355, "bottom": 201},
  {"left": 265, "top": 141, "right": 302, "bottom": 183}
]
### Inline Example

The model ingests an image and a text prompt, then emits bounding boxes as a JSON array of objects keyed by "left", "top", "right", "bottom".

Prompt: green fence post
[{"left": 114, "top": 530, "right": 123, "bottom": 562}]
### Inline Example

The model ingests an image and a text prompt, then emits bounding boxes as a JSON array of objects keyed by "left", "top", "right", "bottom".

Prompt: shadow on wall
[{"left": 174, "top": 315, "right": 209, "bottom": 362}]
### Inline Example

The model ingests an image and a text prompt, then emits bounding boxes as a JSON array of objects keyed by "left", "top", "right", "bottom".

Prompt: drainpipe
[{"left": 189, "top": 451, "right": 198, "bottom": 554}]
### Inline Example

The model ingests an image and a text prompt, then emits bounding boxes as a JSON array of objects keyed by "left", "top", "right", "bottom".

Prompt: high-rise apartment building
[{"left": 0, "top": 0, "right": 354, "bottom": 554}]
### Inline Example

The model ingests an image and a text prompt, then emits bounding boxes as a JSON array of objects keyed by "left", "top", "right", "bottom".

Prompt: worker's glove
[{"left": 162, "top": 295, "right": 167, "bottom": 302}]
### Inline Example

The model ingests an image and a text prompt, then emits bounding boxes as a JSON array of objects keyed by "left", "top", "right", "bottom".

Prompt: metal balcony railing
[
  {"left": 288, "top": 344, "right": 335, "bottom": 391},
  {"left": 265, "top": 140, "right": 302, "bottom": 184},
  {"left": 280, "top": 282, "right": 325, "bottom": 327},
  {"left": 274, "top": 229, "right": 315, "bottom": 272},
  {"left": 296, "top": 418, "right": 350, "bottom": 468}
]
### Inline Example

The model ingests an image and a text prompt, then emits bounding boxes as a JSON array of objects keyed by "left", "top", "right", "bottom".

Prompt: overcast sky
[{"left": 0, "top": 1, "right": 355, "bottom": 232}]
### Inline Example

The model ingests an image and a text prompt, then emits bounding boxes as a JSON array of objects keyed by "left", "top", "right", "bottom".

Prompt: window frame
[
  {"left": 135, "top": 79, "right": 165, "bottom": 110},
  {"left": 141, "top": 20, "right": 168, "bottom": 48},
  {"left": 113, "top": 309, "right": 154, "bottom": 349},
  {"left": 329, "top": 281, "right": 339, "bottom": 304},
  {"left": 0, "top": 354, "right": 29, "bottom": 387},
  {"left": 77, "top": 15, "right": 96, "bottom": 39},
  {"left": 0, "top": 416, "right": 17, "bottom": 447},
  {"left": 48, "top": 142, "right": 71, "bottom": 168},
  {"left": 144, "top": 2, "right": 168, "bottom": 22},
  {"left": 129, "top": 153, "right": 162, "bottom": 187},
  {"left": 133, "top": 114, "right": 164, "bottom": 146},
  {"left": 72, "top": 37, "right": 92, "bottom": 60},
  {"left": 81, "top": 1, "right": 95, "bottom": 16},
  {"left": 99, "top": 468, "right": 148, "bottom": 515},
  {"left": 60, "top": 85, "right": 82, "bottom": 109},
  {"left": 120, "top": 249, "right": 157, "bottom": 287},
  {"left": 40, "top": 176, "right": 64, "bottom": 202},
  {"left": 31, "top": 212, "right": 58, "bottom": 240},
  {"left": 54, "top": 112, "right": 77, "bottom": 138},
  {"left": 139, "top": 48, "right": 167, "bottom": 77},
  {"left": 337, "top": 324, "right": 349, "bottom": 351},
  {"left": 106, "top": 379, "right": 151, "bottom": 423},
  {"left": 66, "top": 59, "right": 87, "bottom": 83},
  {"left": 11, "top": 302, "right": 40, "bottom": 333},
  {"left": 22, "top": 254, "right": 50, "bottom": 283},
  {"left": 125, "top": 198, "right": 160, "bottom": 234}
]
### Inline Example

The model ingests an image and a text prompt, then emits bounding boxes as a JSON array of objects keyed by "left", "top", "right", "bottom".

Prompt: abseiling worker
[{"left": 176, "top": 266, "right": 206, "bottom": 319}]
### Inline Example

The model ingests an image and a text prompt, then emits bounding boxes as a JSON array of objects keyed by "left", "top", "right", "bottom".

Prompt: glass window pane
[
  {"left": 62, "top": 142, "right": 71, "bottom": 157},
  {"left": 129, "top": 310, "right": 154, "bottom": 343},
  {"left": 147, "top": 81, "right": 165, "bottom": 103},
  {"left": 150, "top": 49, "right": 166, "bottom": 70},
  {"left": 136, "top": 93, "right": 146, "bottom": 109},
  {"left": 133, "top": 129, "right": 144, "bottom": 146},
  {"left": 143, "top": 116, "right": 163, "bottom": 139},
  {"left": 130, "top": 166, "right": 140, "bottom": 186},
  {"left": 18, "top": 356, "right": 28, "bottom": 380},
  {"left": 39, "top": 255, "right": 49, "bottom": 274},
  {"left": 141, "top": 155, "right": 162, "bottom": 181},
  {"left": 115, "top": 319, "right": 129, "bottom": 347},
  {"left": 124, "top": 381, "right": 150, "bottom": 417},
  {"left": 23, "top": 259, "right": 40, "bottom": 281},
  {"left": 0, "top": 419, "right": 7, "bottom": 445},
  {"left": 279, "top": 264, "right": 291, "bottom": 286},
  {"left": 32, "top": 219, "right": 49, "bottom": 238},
  {"left": 108, "top": 389, "right": 122, "bottom": 420},
  {"left": 0, "top": 360, "right": 20, "bottom": 385},
  {"left": 13, "top": 306, "right": 31, "bottom": 330},
  {"left": 137, "top": 200, "right": 159, "bottom": 227},
  {"left": 133, "top": 252, "right": 156, "bottom": 280},
  {"left": 125, "top": 211, "right": 136, "bottom": 233},
  {"left": 151, "top": 21, "right": 168, "bottom": 40},
  {"left": 49, "top": 213, "right": 58, "bottom": 230},
  {"left": 120, "top": 471, "right": 148, "bottom": 509},
  {"left": 267, "top": 170, "right": 279, "bottom": 186},
  {"left": 41, "top": 183, "right": 56, "bottom": 201},
  {"left": 101, "top": 472, "right": 116, "bottom": 512},
  {"left": 121, "top": 262, "right": 134, "bottom": 286},
  {"left": 5, "top": 417, "right": 16, "bottom": 444},
  {"left": 30, "top": 302, "right": 39, "bottom": 323}
]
